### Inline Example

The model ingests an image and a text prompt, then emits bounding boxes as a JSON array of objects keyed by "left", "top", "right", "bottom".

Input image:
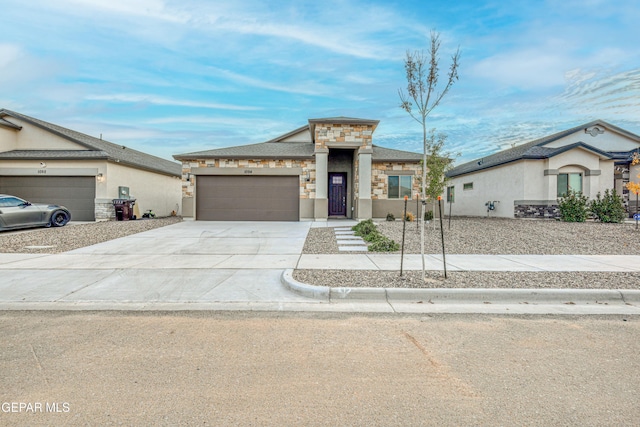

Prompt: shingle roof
[
  {"left": 173, "top": 141, "right": 423, "bottom": 162},
  {"left": 0, "top": 109, "right": 181, "bottom": 177},
  {"left": 173, "top": 117, "right": 422, "bottom": 162},
  {"left": 0, "top": 150, "right": 109, "bottom": 160},
  {"left": 174, "top": 141, "right": 315, "bottom": 160},
  {"left": 447, "top": 120, "right": 640, "bottom": 178},
  {"left": 372, "top": 145, "right": 423, "bottom": 162}
]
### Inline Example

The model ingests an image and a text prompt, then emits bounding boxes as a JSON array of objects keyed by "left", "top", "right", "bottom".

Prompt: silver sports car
[{"left": 0, "top": 194, "right": 71, "bottom": 231}]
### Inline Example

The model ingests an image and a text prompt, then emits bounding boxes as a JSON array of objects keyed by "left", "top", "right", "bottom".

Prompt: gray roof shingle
[
  {"left": 447, "top": 120, "right": 640, "bottom": 178},
  {"left": 0, "top": 150, "right": 109, "bottom": 160},
  {"left": 0, "top": 109, "right": 181, "bottom": 177},
  {"left": 174, "top": 118, "right": 422, "bottom": 162}
]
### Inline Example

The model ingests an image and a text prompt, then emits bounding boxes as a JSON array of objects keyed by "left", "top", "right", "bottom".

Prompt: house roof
[
  {"left": 0, "top": 150, "right": 109, "bottom": 160},
  {"left": 372, "top": 145, "right": 423, "bottom": 162},
  {"left": 174, "top": 117, "right": 421, "bottom": 162},
  {"left": 174, "top": 141, "right": 422, "bottom": 162},
  {"left": 447, "top": 120, "right": 640, "bottom": 178},
  {"left": 174, "top": 141, "right": 315, "bottom": 160},
  {"left": 0, "top": 109, "right": 181, "bottom": 177}
]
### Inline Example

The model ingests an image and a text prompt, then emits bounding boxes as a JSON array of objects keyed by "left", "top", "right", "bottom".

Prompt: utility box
[{"left": 112, "top": 199, "right": 136, "bottom": 221}]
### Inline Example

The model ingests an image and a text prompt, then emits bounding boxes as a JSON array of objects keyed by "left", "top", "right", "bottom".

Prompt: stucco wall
[
  {"left": 4, "top": 117, "right": 84, "bottom": 150},
  {"left": 545, "top": 128, "right": 640, "bottom": 152},
  {"left": 106, "top": 162, "right": 182, "bottom": 217},
  {"left": 0, "top": 126, "right": 19, "bottom": 151},
  {"left": 448, "top": 161, "right": 525, "bottom": 218}
]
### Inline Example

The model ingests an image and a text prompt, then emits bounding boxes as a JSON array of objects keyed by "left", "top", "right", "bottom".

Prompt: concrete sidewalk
[{"left": 0, "top": 220, "right": 639, "bottom": 314}]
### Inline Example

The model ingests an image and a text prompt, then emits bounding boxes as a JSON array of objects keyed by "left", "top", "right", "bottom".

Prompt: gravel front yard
[
  {"left": 304, "top": 218, "right": 640, "bottom": 255},
  {"left": 0, "top": 217, "right": 182, "bottom": 254},
  {"left": 296, "top": 218, "right": 640, "bottom": 289}
]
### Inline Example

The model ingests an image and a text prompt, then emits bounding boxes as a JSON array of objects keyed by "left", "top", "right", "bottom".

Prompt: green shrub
[
  {"left": 351, "top": 219, "right": 399, "bottom": 252},
  {"left": 558, "top": 190, "right": 588, "bottom": 222},
  {"left": 363, "top": 231, "right": 382, "bottom": 242},
  {"left": 424, "top": 210, "right": 434, "bottom": 221},
  {"left": 352, "top": 219, "right": 376, "bottom": 236},
  {"left": 386, "top": 213, "right": 395, "bottom": 221},
  {"left": 368, "top": 236, "right": 400, "bottom": 252},
  {"left": 590, "top": 189, "right": 626, "bottom": 223}
]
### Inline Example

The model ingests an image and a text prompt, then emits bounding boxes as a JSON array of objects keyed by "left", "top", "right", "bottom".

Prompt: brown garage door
[
  {"left": 196, "top": 175, "right": 299, "bottom": 221},
  {"left": 0, "top": 176, "right": 96, "bottom": 221}
]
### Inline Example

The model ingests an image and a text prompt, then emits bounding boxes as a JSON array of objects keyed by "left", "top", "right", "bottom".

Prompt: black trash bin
[{"left": 112, "top": 199, "right": 136, "bottom": 221}]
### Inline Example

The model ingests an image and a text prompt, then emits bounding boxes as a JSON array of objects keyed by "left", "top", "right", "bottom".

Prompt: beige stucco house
[
  {"left": 174, "top": 117, "right": 423, "bottom": 221},
  {"left": 0, "top": 109, "right": 182, "bottom": 221},
  {"left": 446, "top": 120, "right": 640, "bottom": 218}
]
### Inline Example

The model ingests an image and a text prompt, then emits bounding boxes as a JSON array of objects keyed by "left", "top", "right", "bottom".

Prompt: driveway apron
[{"left": 0, "top": 221, "right": 316, "bottom": 305}]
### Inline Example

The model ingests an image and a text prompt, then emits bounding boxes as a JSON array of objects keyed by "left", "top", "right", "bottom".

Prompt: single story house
[
  {"left": 446, "top": 120, "right": 640, "bottom": 218},
  {"left": 0, "top": 109, "right": 182, "bottom": 221},
  {"left": 174, "top": 117, "right": 423, "bottom": 221}
]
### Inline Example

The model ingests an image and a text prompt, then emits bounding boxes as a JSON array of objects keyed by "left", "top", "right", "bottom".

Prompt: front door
[{"left": 328, "top": 173, "right": 347, "bottom": 216}]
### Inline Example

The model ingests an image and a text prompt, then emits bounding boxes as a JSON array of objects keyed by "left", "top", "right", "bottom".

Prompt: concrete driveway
[{"left": 0, "top": 221, "right": 318, "bottom": 308}]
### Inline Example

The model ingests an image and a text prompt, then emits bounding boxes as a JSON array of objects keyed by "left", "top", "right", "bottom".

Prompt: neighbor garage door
[
  {"left": 196, "top": 175, "right": 299, "bottom": 221},
  {"left": 0, "top": 176, "right": 96, "bottom": 221}
]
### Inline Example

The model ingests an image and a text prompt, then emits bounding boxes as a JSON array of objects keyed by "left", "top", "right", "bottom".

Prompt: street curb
[
  {"left": 282, "top": 269, "right": 640, "bottom": 304},
  {"left": 281, "top": 270, "right": 330, "bottom": 300}
]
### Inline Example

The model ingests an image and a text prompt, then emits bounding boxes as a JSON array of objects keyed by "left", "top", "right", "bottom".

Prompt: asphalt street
[{"left": 1, "top": 311, "right": 638, "bottom": 426}]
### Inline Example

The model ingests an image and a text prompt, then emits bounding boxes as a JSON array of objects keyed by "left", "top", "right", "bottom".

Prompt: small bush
[
  {"left": 363, "top": 231, "right": 382, "bottom": 242},
  {"left": 352, "top": 219, "right": 376, "bottom": 236},
  {"left": 558, "top": 190, "right": 588, "bottom": 222},
  {"left": 386, "top": 213, "right": 395, "bottom": 221},
  {"left": 590, "top": 189, "right": 626, "bottom": 223},
  {"left": 351, "top": 219, "right": 399, "bottom": 252},
  {"left": 368, "top": 236, "right": 400, "bottom": 252},
  {"left": 405, "top": 211, "right": 415, "bottom": 222},
  {"left": 424, "top": 210, "right": 434, "bottom": 221}
]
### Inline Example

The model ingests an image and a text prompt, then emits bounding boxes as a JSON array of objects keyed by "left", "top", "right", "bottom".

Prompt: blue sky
[{"left": 1, "top": 0, "right": 639, "bottom": 164}]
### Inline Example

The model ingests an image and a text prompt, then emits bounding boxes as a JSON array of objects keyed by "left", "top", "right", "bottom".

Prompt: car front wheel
[{"left": 50, "top": 210, "right": 70, "bottom": 227}]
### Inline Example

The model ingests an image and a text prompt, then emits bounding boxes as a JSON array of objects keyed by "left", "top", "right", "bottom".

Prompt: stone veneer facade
[
  {"left": 178, "top": 119, "right": 424, "bottom": 220},
  {"left": 514, "top": 204, "right": 560, "bottom": 219},
  {"left": 371, "top": 162, "right": 422, "bottom": 200}
]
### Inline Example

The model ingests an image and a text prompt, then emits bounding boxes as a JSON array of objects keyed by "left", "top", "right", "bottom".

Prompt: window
[
  {"left": 388, "top": 175, "right": 412, "bottom": 199},
  {"left": 463, "top": 182, "right": 473, "bottom": 190},
  {"left": 446, "top": 186, "right": 455, "bottom": 202},
  {"left": 557, "top": 173, "right": 582, "bottom": 197},
  {"left": 0, "top": 196, "right": 26, "bottom": 207}
]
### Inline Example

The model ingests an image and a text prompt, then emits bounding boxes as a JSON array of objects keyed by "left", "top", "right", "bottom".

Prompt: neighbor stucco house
[
  {"left": 446, "top": 120, "right": 640, "bottom": 218},
  {"left": 174, "top": 117, "right": 423, "bottom": 221},
  {"left": 0, "top": 109, "right": 182, "bottom": 221}
]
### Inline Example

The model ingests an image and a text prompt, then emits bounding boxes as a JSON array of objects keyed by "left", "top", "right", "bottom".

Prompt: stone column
[
  {"left": 314, "top": 149, "right": 329, "bottom": 220},
  {"left": 357, "top": 148, "right": 372, "bottom": 219}
]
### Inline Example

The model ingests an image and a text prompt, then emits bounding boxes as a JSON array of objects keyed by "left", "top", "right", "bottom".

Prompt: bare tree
[{"left": 399, "top": 30, "right": 460, "bottom": 281}]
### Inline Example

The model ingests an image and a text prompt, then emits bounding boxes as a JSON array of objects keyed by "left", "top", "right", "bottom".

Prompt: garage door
[
  {"left": 0, "top": 176, "right": 96, "bottom": 221},
  {"left": 196, "top": 175, "right": 299, "bottom": 221}
]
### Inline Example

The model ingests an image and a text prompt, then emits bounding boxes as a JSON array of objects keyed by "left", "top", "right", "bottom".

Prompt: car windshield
[{"left": 0, "top": 196, "right": 28, "bottom": 207}]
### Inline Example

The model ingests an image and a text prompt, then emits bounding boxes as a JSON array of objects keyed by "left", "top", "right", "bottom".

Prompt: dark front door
[{"left": 328, "top": 173, "right": 347, "bottom": 216}]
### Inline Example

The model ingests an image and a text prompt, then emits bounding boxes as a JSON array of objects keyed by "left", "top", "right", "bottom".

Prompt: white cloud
[
  {"left": 59, "top": 0, "right": 190, "bottom": 23},
  {"left": 86, "top": 94, "right": 262, "bottom": 111}
]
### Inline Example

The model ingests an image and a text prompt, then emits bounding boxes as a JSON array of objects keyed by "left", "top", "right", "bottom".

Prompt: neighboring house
[
  {"left": 174, "top": 117, "right": 423, "bottom": 221},
  {"left": 0, "top": 109, "right": 182, "bottom": 221},
  {"left": 446, "top": 120, "right": 640, "bottom": 218}
]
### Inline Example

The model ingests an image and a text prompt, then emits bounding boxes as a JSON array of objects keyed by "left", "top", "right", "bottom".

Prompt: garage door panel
[
  {"left": 0, "top": 176, "right": 96, "bottom": 221},
  {"left": 196, "top": 175, "right": 299, "bottom": 221}
]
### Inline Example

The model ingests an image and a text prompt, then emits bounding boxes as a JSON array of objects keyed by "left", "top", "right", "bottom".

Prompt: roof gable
[
  {"left": 0, "top": 109, "right": 181, "bottom": 176},
  {"left": 448, "top": 120, "right": 640, "bottom": 178}
]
